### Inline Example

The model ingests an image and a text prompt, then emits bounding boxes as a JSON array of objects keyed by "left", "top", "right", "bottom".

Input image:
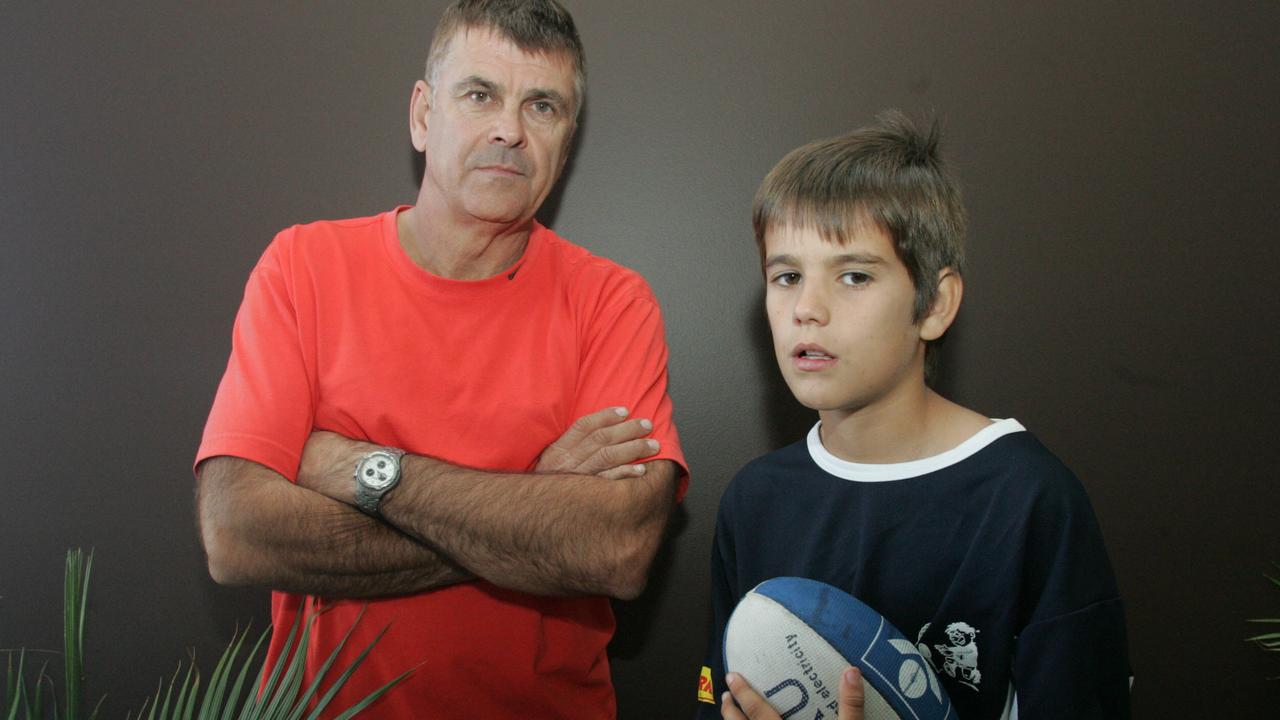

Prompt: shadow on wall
[{"left": 609, "top": 504, "right": 689, "bottom": 659}]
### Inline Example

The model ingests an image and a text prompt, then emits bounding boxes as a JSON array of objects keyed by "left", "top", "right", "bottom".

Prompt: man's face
[
  {"left": 764, "top": 221, "right": 926, "bottom": 419},
  {"left": 414, "top": 28, "right": 577, "bottom": 227}
]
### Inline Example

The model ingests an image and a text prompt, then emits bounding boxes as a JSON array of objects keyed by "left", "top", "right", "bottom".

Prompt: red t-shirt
[{"left": 197, "top": 208, "right": 686, "bottom": 718}]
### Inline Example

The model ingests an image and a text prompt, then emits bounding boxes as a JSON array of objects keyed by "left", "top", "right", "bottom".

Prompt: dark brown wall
[{"left": 3, "top": 2, "right": 1278, "bottom": 717}]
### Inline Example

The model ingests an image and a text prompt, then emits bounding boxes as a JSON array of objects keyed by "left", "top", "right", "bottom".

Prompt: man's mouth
[{"left": 478, "top": 164, "right": 525, "bottom": 176}]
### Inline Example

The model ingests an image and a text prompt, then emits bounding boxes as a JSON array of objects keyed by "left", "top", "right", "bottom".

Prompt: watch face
[{"left": 359, "top": 452, "right": 398, "bottom": 490}]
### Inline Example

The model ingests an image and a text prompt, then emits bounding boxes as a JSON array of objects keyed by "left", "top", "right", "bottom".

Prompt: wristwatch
[{"left": 354, "top": 447, "right": 406, "bottom": 518}]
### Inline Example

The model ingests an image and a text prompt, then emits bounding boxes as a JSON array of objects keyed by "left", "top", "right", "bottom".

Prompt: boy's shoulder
[{"left": 723, "top": 420, "right": 1084, "bottom": 505}]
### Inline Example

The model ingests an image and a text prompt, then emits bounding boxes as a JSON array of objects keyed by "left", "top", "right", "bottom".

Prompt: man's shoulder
[
  {"left": 253, "top": 210, "right": 393, "bottom": 276},
  {"left": 271, "top": 211, "right": 389, "bottom": 249},
  {"left": 537, "top": 225, "right": 654, "bottom": 300}
]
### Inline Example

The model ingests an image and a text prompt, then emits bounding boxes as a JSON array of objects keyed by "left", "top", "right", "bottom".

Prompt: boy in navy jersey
[{"left": 700, "top": 113, "right": 1130, "bottom": 720}]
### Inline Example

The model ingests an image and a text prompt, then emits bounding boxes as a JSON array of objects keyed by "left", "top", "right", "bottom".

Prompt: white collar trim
[{"left": 807, "top": 418, "right": 1026, "bottom": 482}]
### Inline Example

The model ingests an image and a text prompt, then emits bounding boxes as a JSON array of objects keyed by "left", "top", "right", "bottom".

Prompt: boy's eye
[
  {"left": 771, "top": 271, "right": 801, "bottom": 287},
  {"left": 840, "top": 271, "right": 871, "bottom": 287}
]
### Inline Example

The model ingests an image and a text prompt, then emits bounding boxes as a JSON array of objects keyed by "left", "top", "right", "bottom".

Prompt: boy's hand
[
  {"left": 535, "top": 407, "right": 660, "bottom": 479},
  {"left": 721, "top": 670, "right": 864, "bottom": 720}
]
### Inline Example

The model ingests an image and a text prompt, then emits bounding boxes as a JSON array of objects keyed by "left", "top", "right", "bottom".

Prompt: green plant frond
[
  {"left": 327, "top": 667, "right": 416, "bottom": 720},
  {"left": 180, "top": 674, "right": 202, "bottom": 720},
  {"left": 248, "top": 609, "right": 306, "bottom": 720},
  {"left": 154, "top": 661, "right": 186, "bottom": 720},
  {"left": 169, "top": 657, "right": 200, "bottom": 720},
  {"left": 3, "top": 650, "right": 25, "bottom": 714},
  {"left": 287, "top": 607, "right": 370, "bottom": 720},
  {"left": 301, "top": 616, "right": 401, "bottom": 720},
  {"left": 10, "top": 551, "right": 410, "bottom": 720},
  {"left": 194, "top": 623, "right": 252, "bottom": 720},
  {"left": 258, "top": 615, "right": 316, "bottom": 720},
  {"left": 222, "top": 626, "right": 271, "bottom": 720},
  {"left": 31, "top": 661, "right": 52, "bottom": 720}
]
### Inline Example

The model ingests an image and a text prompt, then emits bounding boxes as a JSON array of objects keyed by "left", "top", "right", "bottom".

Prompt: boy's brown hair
[{"left": 753, "top": 110, "right": 967, "bottom": 328}]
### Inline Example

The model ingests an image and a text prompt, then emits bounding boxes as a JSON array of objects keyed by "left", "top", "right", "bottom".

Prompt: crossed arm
[{"left": 196, "top": 407, "right": 678, "bottom": 600}]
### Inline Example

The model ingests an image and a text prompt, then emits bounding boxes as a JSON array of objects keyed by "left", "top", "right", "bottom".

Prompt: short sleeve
[
  {"left": 570, "top": 269, "right": 688, "bottom": 498},
  {"left": 195, "top": 235, "right": 316, "bottom": 480},
  {"left": 1013, "top": 598, "right": 1131, "bottom": 718},
  {"left": 1011, "top": 472, "right": 1132, "bottom": 718}
]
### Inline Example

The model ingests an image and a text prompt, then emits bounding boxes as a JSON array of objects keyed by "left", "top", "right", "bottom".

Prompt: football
[{"left": 724, "top": 577, "right": 954, "bottom": 719}]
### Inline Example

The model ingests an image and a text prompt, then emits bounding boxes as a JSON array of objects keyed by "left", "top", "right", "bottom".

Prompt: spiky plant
[
  {"left": 3, "top": 548, "right": 100, "bottom": 720},
  {"left": 1247, "top": 564, "right": 1280, "bottom": 665},
  {"left": 3, "top": 550, "right": 409, "bottom": 719}
]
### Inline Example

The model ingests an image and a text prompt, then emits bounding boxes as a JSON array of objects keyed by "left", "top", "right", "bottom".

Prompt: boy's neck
[{"left": 817, "top": 387, "right": 991, "bottom": 465}]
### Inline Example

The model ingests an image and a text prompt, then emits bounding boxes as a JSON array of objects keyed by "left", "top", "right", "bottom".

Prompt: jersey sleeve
[
  {"left": 570, "top": 268, "right": 688, "bottom": 498},
  {"left": 1011, "top": 473, "right": 1132, "bottom": 718},
  {"left": 195, "top": 232, "right": 316, "bottom": 480}
]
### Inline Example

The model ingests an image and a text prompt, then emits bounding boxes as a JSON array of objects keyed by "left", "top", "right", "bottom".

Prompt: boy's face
[{"left": 764, "top": 221, "right": 926, "bottom": 418}]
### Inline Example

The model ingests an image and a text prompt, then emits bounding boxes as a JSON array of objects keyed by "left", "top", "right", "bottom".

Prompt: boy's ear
[{"left": 919, "top": 268, "right": 963, "bottom": 342}]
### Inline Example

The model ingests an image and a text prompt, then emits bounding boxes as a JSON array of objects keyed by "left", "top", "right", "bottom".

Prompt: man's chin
[{"left": 463, "top": 199, "right": 535, "bottom": 227}]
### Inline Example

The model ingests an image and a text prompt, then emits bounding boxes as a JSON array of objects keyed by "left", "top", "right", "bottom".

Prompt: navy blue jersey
[{"left": 697, "top": 420, "right": 1130, "bottom": 720}]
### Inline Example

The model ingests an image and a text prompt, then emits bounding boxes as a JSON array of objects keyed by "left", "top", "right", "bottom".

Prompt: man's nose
[{"left": 489, "top": 105, "right": 527, "bottom": 147}]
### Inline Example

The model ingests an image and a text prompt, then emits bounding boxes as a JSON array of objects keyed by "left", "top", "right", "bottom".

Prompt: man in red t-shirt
[{"left": 194, "top": 2, "right": 686, "bottom": 717}]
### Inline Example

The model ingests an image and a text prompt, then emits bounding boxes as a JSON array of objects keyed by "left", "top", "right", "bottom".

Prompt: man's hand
[
  {"left": 535, "top": 407, "right": 660, "bottom": 479},
  {"left": 721, "top": 670, "right": 864, "bottom": 720}
]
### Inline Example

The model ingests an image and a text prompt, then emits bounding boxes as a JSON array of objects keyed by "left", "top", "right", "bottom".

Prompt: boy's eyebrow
[
  {"left": 828, "top": 252, "right": 886, "bottom": 266},
  {"left": 763, "top": 252, "right": 886, "bottom": 269},
  {"left": 763, "top": 253, "right": 799, "bottom": 269}
]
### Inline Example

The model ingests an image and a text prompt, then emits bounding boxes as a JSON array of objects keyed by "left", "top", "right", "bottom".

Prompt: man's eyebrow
[
  {"left": 525, "top": 87, "right": 569, "bottom": 107},
  {"left": 453, "top": 76, "right": 500, "bottom": 94}
]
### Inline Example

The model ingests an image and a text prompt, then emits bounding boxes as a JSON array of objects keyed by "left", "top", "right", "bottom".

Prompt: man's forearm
[
  {"left": 196, "top": 455, "right": 472, "bottom": 597},
  {"left": 298, "top": 433, "right": 679, "bottom": 599},
  {"left": 388, "top": 455, "right": 678, "bottom": 599}
]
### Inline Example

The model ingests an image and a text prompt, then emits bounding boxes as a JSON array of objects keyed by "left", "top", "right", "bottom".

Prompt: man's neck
[
  {"left": 817, "top": 386, "right": 991, "bottom": 465},
  {"left": 397, "top": 204, "right": 532, "bottom": 280}
]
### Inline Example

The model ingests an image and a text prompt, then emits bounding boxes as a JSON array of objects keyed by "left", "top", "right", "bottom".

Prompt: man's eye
[
  {"left": 771, "top": 271, "right": 801, "bottom": 287},
  {"left": 531, "top": 100, "right": 557, "bottom": 115},
  {"left": 840, "top": 271, "right": 871, "bottom": 286},
  {"left": 467, "top": 90, "right": 490, "bottom": 103}
]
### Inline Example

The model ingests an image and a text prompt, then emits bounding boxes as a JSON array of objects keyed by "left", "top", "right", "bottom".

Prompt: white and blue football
[{"left": 724, "top": 577, "right": 953, "bottom": 720}]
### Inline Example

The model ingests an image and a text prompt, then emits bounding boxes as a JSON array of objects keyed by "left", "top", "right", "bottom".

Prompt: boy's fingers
[
  {"left": 839, "top": 668, "right": 865, "bottom": 720},
  {"left": 719, "top": 690, "right": 746, "bottom": 720},
  {"left": 723, "top": 673, "right": 780, "bottom": 720}
]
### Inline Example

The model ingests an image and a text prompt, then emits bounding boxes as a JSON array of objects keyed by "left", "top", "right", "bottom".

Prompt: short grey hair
[{"left": 424, "top": 0, "right": 586, "bottom": 117}]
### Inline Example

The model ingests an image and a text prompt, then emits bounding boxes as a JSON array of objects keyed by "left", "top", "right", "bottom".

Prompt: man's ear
[
  {"left": 409, "top": 80, "right": 431, "bottom": 152},
  {"left": 919, "top": 268, "right": 963, "bottom": 341}
]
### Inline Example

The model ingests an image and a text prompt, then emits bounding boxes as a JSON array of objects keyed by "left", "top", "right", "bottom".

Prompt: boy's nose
[{"left": 793, "top": 285, "right": 828, "bottom": 325}]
